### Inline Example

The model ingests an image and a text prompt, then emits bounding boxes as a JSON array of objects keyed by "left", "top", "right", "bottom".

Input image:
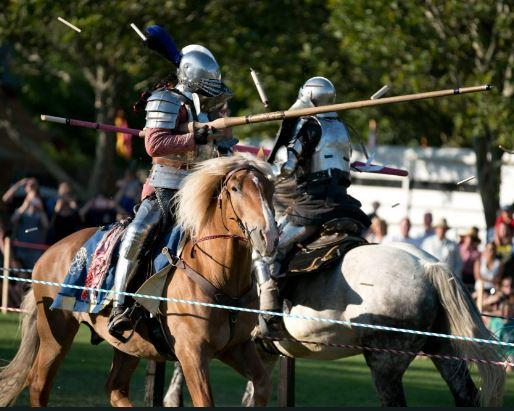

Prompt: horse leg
[
  {"left": 218, "top": 339, "right": 274, "bottom": 406},
  {"left": 163, "top": 361, "right": 185, "bottom": 407},
  {"left": 241, "top": 343, "right": 279, "bottom": 406},
  {"left": 105, "top": 348, "right": 141, "bottom": 407},
  {"left": 27, "top": 310, "right": 79, "bottom": 407},
  {"left": 363, "top": 350, "right": 415, "bottom": 406},
  {"left": 428, "top": 338, "right": 479, "bottom": 406},
  {"left": 174, "top": 345, "right": 214, "bottom": 406},
  {"left": 432, "top": 357, "right": 479, "bottom": 406}
]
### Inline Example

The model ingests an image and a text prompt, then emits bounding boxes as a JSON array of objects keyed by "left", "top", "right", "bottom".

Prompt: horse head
[
  {"left": 175, "top": 154, "right": 278, "bottom": 257},
  {"left": 220, "top": 164, "right": 278, "bottom": 256}
]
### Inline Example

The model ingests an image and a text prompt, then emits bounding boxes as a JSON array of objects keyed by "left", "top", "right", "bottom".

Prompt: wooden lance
[
  {"left": 183, "top": 84, "right": 492, "bottom": 132},
  {"left": 42, "top": 84, "right": 491, "bottom": 137}
]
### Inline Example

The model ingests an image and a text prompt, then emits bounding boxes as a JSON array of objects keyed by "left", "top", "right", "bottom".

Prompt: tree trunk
[
  {"left": 473, "top": 129, "right": 503, "bottom": 230},
  {"left": 0, "top": 110, "right": 83, "bottom": 196},
  {"left": 87, "top": 66, "right": 116, "bottom": 197}
]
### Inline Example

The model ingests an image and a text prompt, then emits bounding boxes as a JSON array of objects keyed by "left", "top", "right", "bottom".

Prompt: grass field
[{"left": 1, "top": 314, "right": 513, "bottom": 407}]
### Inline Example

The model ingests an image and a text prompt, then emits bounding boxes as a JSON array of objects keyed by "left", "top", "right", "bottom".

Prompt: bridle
[
  {"left": 164, "top": 166, "right": 268, "bottom": 338},
  {"left": 191, "top": 165, "right": 266, "bottom": 256}
]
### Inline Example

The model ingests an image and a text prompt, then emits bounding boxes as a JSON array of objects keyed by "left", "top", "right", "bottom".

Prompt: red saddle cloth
[{"left": 81, "top": 224, "right": 127, "bottom": 300}]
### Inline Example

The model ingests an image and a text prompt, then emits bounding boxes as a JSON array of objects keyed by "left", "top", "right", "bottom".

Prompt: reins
[
  {"left": 167, "top": 165, "right": 267, "bottom": 333},
  {"left": 191, "top": 166, "right": 261, "bottom": 259}
]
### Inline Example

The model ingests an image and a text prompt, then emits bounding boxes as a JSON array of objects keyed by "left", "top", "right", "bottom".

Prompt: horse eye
[{"left": 231, "top": 186, "right": 238, "bottom": 192}]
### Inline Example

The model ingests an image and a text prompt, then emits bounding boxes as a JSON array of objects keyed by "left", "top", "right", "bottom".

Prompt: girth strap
[{"left": 162, "top": 247, "right": 257, "bottom": 308}]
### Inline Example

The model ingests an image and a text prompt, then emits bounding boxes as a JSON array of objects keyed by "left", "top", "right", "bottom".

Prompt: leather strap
[
  {"left": 162, "top": 247, "right": 257, "bottom": 308},
  {"left": 193, "top": 234, "right": 248, "bottom": 245},
  {"left": 153, "top": 157, "right": 191, "bottom": 170}
]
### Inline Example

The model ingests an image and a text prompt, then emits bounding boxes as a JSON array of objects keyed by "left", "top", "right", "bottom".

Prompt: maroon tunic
[{"left": 141, "top": 106, "right": 195, "bottom": 199}]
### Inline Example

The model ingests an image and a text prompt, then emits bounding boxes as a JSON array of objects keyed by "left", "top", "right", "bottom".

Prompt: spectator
[
  {"left": 48, "top": 182, "right": 81, "bottom": 243},
  {"left": 415, "top": 211, "right": 435, "bottom": 246},
  {"left": 473, "top": 242, "right": 501, "bottom": 295},
  {"left": 114, "top": 168, "right": 143, "bottom": 215},
  {"left": 10, "top": 179, "right": 49, "bottom": 267},
  {"left": 421, "top": 218, "right": 462, "bottom": 276},
  {"left": 367, "top": 201, "right": 381, "bottom": 220},
  {"left": 366, "top": 216, "right": 388, "bottom": 243},
  {"left": 494, "top": 222, "right": 513, "bottom": 261},
  {"left": 482, "top": 275, "right": 514, "bottom": 371},
  {"left": 459, "top": 227, "right": 481, "bottom": 292},
  {"left": 384, "top": 217, "right": 418, "bottom": 246},
  {"left": 2, "top": 177, "right": 38, "bottom": 211},
  {"left": 79, "top": 193, "right": 121, "bottom": 227},
  {"left": 495, "top": 204, "right": 514, "bottom": 231}
]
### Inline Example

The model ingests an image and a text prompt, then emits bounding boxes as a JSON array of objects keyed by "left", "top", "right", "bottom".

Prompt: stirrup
[
  {"left": 108, "top": 306, "right": 133, "bottom": 343},
  {"left": 257, "top": 313, "right": 287, "bottom": 340}
]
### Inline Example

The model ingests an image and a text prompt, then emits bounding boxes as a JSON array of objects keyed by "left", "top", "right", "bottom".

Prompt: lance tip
[{"left": 485, "top": 84, "right": 493, "bottom": 91}]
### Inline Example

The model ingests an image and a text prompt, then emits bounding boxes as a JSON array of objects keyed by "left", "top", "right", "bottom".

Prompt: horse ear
[
  {"left": 257, "top": 147, "right": 266, "bottom": 160},
  {"left": 144, "top": 25, "right": 182, "bottom": 67}
]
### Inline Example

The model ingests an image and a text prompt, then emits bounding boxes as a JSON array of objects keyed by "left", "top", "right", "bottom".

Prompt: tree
[
  {"left": 1, "top": 0, "right": 338, "bottom": 194},
  {"left": 328, "top": 0, "right": 514, "bottom": 227},
  {"left": 2, "top": 1, "right": 168, "bottom": 195}
]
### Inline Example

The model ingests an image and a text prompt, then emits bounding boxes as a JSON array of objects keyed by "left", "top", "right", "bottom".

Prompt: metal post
[
  {"left": 277, "top": 356, "right": 295, "bottom": 407},
  {"left": 1, "top": 237, "right": 11, "bottom": 314},
  {"left": 144, "top": 360, "right": 166, "bottom": 406}
]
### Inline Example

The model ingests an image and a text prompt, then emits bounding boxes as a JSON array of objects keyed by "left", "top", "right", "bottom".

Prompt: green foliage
[
  {"left": 1, "top": 0, "right": 513, "bottom": 189},
  {"left": 328, "top": 0, "right": 514, "bottom": 148}
]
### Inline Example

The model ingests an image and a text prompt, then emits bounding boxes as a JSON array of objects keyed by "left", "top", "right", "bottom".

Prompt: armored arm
[
  {"left": 273, "top": 118, "right": 322, "bottom": 178},
  {"left": 144, "top": 89, "right": 213, "bottom": 157}
]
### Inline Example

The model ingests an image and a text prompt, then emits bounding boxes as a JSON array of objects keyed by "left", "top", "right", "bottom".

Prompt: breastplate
[
  {"left": 148, "top": 92, "right": 219, "bottom": 190},
  {"left": 154, "top": 95, "right": 217, "bottom": 166},
  {"left": 309, "top": 117, "right": 352, "bottom": 174}
]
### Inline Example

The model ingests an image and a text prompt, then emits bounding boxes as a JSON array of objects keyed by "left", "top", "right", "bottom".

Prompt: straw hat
[
  {"left": 459, "top": 227, "right": 481, "bottom": 243},
  {"left": 433, "top": 218, "right": 449, "bottom": 229}
]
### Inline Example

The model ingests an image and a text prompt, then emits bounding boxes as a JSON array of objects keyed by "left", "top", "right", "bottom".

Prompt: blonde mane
[{"left": 174, "top": 153, "right": 273, "bottom": 236}]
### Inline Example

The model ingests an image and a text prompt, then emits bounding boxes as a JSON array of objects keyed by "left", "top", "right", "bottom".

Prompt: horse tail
[
  {"left": 0, "top": 289, "right": 40, "bottom": 406},
  {"left": 424, "top": 262, "right": 505, "bottom": 406}
]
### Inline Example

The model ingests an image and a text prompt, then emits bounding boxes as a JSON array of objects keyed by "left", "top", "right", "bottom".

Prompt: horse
[
  {"left": 237, "top": 242, "right": 506, "bottom": 406},
  {"left": 0, "top": 154, "right": 279, "bottom": 407},
  {"left": 163, "top": 240, "right": 506, "bottom": 406}
]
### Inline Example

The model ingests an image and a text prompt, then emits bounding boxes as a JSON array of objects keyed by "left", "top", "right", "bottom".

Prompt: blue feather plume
[{"left": 144, "top": 25, "right": 182, "bottom": 67}]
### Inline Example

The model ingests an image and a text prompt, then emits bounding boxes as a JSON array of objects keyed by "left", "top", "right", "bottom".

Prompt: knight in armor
[
  {"left": 108, "top": 45, "right": 235, "bottom": 339},
  {"left": 253, "top": 77, "right": 371, "bottom": 338}
]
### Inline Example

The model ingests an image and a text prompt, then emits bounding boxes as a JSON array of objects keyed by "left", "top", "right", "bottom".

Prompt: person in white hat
[{"left": 420, "top": 218, "right": 463, "bottom": 276}]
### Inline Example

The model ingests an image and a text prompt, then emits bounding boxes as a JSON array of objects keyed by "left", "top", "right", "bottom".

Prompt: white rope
[{"left": 2, "top": 271, "right": 513, "bottom": 349}]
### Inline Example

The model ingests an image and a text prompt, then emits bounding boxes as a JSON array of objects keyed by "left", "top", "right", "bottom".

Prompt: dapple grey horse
[{"left": 165, "top": 242, "right": 505, "bottom": 406}]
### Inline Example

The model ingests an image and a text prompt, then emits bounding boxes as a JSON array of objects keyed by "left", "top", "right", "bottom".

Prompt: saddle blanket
[
  {"left": 51, "top": 222, "right": 184, "bottom": 314},
  {"left": 283, "top": 233, "right": 368, "bottom": 277}
]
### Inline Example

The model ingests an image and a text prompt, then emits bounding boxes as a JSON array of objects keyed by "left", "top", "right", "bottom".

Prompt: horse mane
[{"left": 174, "top": 153, "right": 273, "bottom": 236}]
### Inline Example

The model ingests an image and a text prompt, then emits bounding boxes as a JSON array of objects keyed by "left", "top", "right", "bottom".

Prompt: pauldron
[{"left": 144, "top": 88, "right": 187, "bottom": 129}]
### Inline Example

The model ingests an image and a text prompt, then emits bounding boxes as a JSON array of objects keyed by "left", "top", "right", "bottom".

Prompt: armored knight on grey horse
[
  {"left": 253, "top": 76, "right": 371, "bottom": 338},
  {"left": 108, "top": 44, "right": 234, "bottom": 339}
]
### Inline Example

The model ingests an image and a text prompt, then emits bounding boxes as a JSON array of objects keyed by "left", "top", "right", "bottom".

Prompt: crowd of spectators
[
  {"left": 366, "top": 202, "right": 514, "bottom": 366},
  {"left": 1, "top": 178, "right": 513, "bottom": 362},
  {"left": 0, "top": 171, "right": 144, "bottom": 307}
]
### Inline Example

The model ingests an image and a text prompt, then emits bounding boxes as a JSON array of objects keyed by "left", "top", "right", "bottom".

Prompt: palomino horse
[
  {"left": 239, "top": 242, "right": 506, "bottom": 406},
  {"left": 0, "top": 155, "right": 278, "bottom": 407}
]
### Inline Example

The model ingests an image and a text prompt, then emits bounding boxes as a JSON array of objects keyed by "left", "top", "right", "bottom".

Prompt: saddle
[
  {"left": 280, "top": 217, "right": 368, "bottom": 277},
  {"left": 57, "top": 218, "right": 184, "bottom": 358},
  {"left": 257, "top": 217, "right": 369, "bottom": 356}
]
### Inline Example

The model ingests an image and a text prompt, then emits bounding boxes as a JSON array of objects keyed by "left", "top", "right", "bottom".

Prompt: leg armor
[
  {"left": 252, "top": 214, "right": 317, "bottom": 312},
  {"left": 275, "top": 214, "right": 318, "bottom": 263},
  {"left": 112, "top": 196, "right": 161, "bottom": 308}
]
